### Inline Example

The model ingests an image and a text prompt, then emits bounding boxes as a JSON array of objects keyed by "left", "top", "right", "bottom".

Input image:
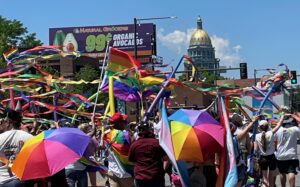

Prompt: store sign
[{"left": 49, "top": 23, "right": 155, "bottom": 57}]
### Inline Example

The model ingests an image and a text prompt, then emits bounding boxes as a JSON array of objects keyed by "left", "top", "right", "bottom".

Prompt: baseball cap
[
  {"left": 109, "top": 113, "right": 128, "bottom": 124},
  {"left": 259, "top": 120, "right": 268, "bottom": 126}
]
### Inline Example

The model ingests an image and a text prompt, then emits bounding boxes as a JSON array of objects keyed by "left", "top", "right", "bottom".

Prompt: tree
[
  {"left": 200, "top": 70, "right": 225, "bottom": 84},
  {"left": 292, "top": 85, "right": 300, "bottom": 112},
  {"left": 67, "top": 65, "right": 99, "bottom": 96},
  {"left": 67, "top": 65, "right": 108, "bottom": 108},
  {"left": 0, "top": 16, "right": 42, "bottom": 67},
  {"left": 178, "top": 68, "right": 225, "bottom": 84}
]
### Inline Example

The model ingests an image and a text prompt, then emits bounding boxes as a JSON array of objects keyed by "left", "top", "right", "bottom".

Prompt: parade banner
[{"left": 49, "top": 23, "right": 155, "bottom": 58}]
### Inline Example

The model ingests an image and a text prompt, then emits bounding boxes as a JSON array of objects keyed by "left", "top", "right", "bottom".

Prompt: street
[{"left": 91, "top": 145, "right": 300, "bottom": 187}]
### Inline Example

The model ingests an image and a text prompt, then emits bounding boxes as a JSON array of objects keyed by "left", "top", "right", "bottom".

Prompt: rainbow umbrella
[
  {"left": 11, "top": 128, "right": 90, "bottom": 180},
  {"left": 168, "top": 109, "right": 224, "bottom": 163}
]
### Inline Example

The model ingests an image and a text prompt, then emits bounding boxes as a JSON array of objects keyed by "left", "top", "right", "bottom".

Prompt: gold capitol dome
[{"left": 189, "top": 16, "right": 212, "bottom": 46}]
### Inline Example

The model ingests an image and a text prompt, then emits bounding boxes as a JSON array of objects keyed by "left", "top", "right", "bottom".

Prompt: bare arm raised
[{"left": 236, "top": 115, "right": 260, "bottom": 141}]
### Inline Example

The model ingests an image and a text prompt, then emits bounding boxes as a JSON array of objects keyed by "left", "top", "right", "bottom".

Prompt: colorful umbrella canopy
[
  {"left": 168, "top": 109, "right": 224, "bottom": 163},
  {"left": 11, "top": 127, "right": 90, "bottom": 180}
]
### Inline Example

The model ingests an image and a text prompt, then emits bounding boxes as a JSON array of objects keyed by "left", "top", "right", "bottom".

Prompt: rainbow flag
[
  {"left": 111, "top": 143, "right": 133, "bottom": 174},
  {"left": 101, "top": 47, "right": 141, "bottom": 102},
  {"left": 105, "top": 129, "right": 133, "bottom": 174},
  {"left": 3, "top": 48, "right": 19, "bottom": 63},
  {"left": 79, "top": 157, "right": 108, "bottom": 175},
  {"left": 101, "top": 47, "right": 178, "bottom": 102}
]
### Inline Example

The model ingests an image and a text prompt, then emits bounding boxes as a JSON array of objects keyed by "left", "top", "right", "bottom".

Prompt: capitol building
[{"left": 184, "top": 17, "right": 220, "bottom": 78}]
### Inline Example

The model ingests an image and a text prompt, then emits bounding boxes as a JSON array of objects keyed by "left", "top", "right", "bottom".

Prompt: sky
[{"left": 1, "top": 0, "right": 300, "bottom": 79}]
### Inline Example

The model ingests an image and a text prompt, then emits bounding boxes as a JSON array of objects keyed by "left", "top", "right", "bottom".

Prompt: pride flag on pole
[
  {"left": 3, "top": 48, "right": 19, "bottom": 63},
  {"left": 159, "top": 101, "right": 190, "bottom": 187},
  {"left": 219, "top": 97, "right": 238, "bottom": 187},
  {"left": 100, "top": 47, "right": 141, "bottom": 102}
]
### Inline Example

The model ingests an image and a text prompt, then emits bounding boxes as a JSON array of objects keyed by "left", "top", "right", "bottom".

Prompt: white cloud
[
  {"left": 211, "top": 35, "right": 242, "bottom": 67},
  {"left": 157, "top": 28, "right": 195, "bottom": 54},
  {"left": 157, "top": 28, "right": 242, "bottom": 67}
]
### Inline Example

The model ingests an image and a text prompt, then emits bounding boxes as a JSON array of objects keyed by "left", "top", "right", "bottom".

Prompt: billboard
[{"left": 49, "top": 23, "right": 155, "bottom": 58}]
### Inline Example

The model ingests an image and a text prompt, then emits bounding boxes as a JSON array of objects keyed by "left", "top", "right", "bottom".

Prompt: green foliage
[
  {"left": 67, "top": 64, "right": 108, "bottom": 106},
  {"left": 74, "top": 65, "right": 99, "bottom": 83},
  {"left": 201, "top": 70, "right": 225, "bottom": 84},
  {"left": 42, "top": 66, "right": 60, "bottom": 77},
  {"left": 294, "top": 85, "right": 300, "bottom": 100},
  {"left": 67, "top": 65, "right": 99, "bottom": 95},
  {"left": 19, "top": 33, "right": 42, "bottom": 50},
  {"left": 178, "top": 74, "right": 186, "bottom": 81},
  {"left": 292, "top": 85, "right": 300, "bottom": 112},
  {"left": 0, "top": 16, "right": 42, "bottom": 68}
]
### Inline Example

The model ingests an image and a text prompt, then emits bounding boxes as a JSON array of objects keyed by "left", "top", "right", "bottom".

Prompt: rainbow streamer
[{"left": 3, "top": 48, "right": 19, "bottom": 63}]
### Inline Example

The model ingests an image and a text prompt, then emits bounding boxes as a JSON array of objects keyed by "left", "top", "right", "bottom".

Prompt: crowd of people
[
  {"left": 230, "top": 110, "right": 300, "bottom": 187},
  {"left": 0, "top": 105, "right": 299, "bottom": 187}
]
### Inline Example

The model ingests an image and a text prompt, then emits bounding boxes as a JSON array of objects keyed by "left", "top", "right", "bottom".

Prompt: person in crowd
[
  {"left": 0, "top": 118, "right": 6, "bottom": 134},
  {"left": 230, "top": 115, "right": 260, "bottom": 187},
  {"left": 274, "top": 112, "right": 300, "bottom": 187},
  {"left": 128, "top": 121, "right": 168, "bottom": 187},
  {"left": 65, "top": 122, "right": 88, "bottom": 187},
  {"left": 0, "top": 109, "right": 33, "bottom": 187},
  {"left": 78, "top": 122, "right": 99, "bottom": 187},
  {"left": 254, "top": 114, "right": 285, "bottom": 187},
  {"left": 231, "top": 113, "right": 252, "bottom": 160},
  {"left": 106, "top": 113, "right": 134, "bottom": 187}
]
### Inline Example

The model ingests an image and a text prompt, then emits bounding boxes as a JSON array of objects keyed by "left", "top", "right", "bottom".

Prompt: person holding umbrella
[{"left": 0, "top": 109, "right": 32, "bottom": 186}]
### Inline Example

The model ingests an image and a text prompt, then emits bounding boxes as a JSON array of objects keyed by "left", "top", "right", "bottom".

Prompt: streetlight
[
  {"left": 133, "top": 16, "right": 176, "bottom": 122},
  {"left": 133, "top": 16, "right": 177, "bottom": 59},
  {"left": 254, "top": 68, "right": 276, "bottom": 86}
]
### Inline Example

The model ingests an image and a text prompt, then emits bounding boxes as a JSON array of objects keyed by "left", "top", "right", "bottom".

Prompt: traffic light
[
  {"left": 240, "top": 63, "right": 248, "bottom": 79},
  {"left": 291, "top": 70, "right": 297, "bottom": 84}
]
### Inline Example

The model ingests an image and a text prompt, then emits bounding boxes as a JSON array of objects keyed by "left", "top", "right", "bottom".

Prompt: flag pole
[
  {"left": 8, "top": 63, "right": 15, "bottom": 109},
  {"left": 251, "top": 86, "right": 280, "bottom": 110},
  {"left": 91, "top": 42, "right": 110, "bottom": 121},
  {"left": 142, "top": 56, "right": 184, "bottom": 122},
  {"left": 53, "top": 95, "right": 58, "bottom": 121}
]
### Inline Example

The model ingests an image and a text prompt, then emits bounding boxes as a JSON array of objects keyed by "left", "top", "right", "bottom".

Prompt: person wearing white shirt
[
  {"left": 0, "top": 109, "right": 33, "bottom": 187},
  {"left": 254, "top": 115, "right": 284, "bottom": 187},
  {"left": 274, "top": 113, "right": 300, "bottom": 187}
]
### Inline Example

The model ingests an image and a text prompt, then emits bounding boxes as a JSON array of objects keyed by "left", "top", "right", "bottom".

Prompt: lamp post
[
  {"left": 133, "top": 16, "right": 176, "bottom": 122},
  {"left": 133, "top": 16, "right": 177, "bottom": 59}
]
